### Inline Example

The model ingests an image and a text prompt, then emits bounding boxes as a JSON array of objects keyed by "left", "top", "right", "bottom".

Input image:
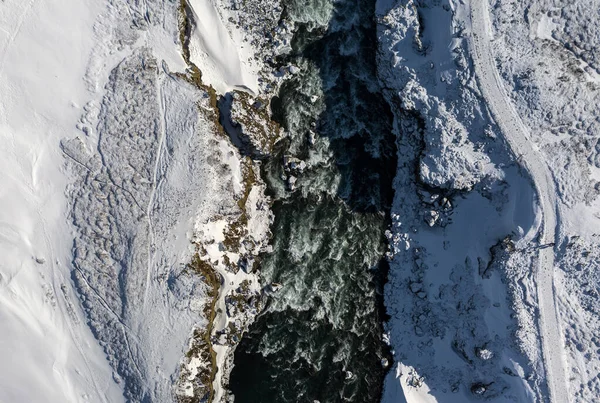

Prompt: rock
[
  {"left": 408, "top": 373, "right": 424, "bottom": 387},
  {"left": 238, "top": 256, "right": 253, "bottom": 273},
  {"left": 441, "top": 197, "right": 452, "bottom": 210},
  {"left": 289, "top": 65, "right": 300, "bottom": 74},
  {"left": 284, "top": 156, "right": 307, "bottom": 176},
  {"left": 409, "top": 282, "right": 422, "bottom": 293},
  {"left": 476, "top": 347, "right": 494, "bottom": 360},
  {"left": 471, "top": 383, "right": 487, "bottom": 395},
  {"left": 290, "top": 160, "right": 306, "bottom": 173},
  {"left": 424, "top": 210, "right": 439, "bottom": 227},
  {"left": 287, "top": 175, "right": 297, "bottom": 191},
  {"left": 214, "top": 333, "right": 228, "bottom": 346},
  {"left": 228, "top": 92, "right": 281, "bottom": 158}
]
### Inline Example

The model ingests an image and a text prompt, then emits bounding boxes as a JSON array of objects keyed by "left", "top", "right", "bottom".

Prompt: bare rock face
[
  {"left": 221, "top": 91, "right": 283, "bottom": 159},
  {"left": 232, "top": 93, "right": 281, "bottom": 157}
]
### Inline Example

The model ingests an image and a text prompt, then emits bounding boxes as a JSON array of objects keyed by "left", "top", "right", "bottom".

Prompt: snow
[
  {"left": 483, "top": 0, "right": 600, "bottom": 400},
  {"left": 391, "top": 363, "right": 435, "bottom": 403},
  {"left": 0, "top": 0, "right": 123, "bottom": 402},
  {"left": 192, "top": 162, "right": 271, "bottom": 402},
  {"left": 468, "top": 1, "right": 569, "bottom": 401},
  {"left": 378, "top": 0, "right": 600, "bottom": 401},
  {"left": 377, "top": 0, "right": 552, "bottom": 401},
  {"left": 0, "top": 0, "right": 273, "bottom": 400},
  {"left": 67, "top": 44, "right": 268, "bottom": 400},
  {"left": 187, "top": 0, "right": 259, "bottom": 94},
  {"left": 533, "top": 13, "right": 560, "bottom": 43}
]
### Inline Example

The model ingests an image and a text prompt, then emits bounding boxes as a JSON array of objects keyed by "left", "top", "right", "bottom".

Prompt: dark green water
[{"left": 229, "top": 0, "right": 397, "bottom": 401}]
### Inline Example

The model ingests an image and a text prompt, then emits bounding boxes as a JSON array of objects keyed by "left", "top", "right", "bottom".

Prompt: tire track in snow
[
  {"left": 142, "top": 75, "right": 167, "bottom": 309},
  {"left": 466, "top": 1, "right": 569, "bottom": 402}
]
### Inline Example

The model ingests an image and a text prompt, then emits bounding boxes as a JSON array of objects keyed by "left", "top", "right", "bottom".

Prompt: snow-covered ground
[
  {"left": 375, "top": 0, "right": 572, "bottom": 401},
  {"left": 468, "top": 0, "right": 568, "bottom": 401},
  {"left": 186, "top": 0, "right": 259, "bottom": 94},
  {"left": 484, "top": 0, "right": 600, "bottom": 401},
  {"left": 0, "top": 0, "right": 276, "bottom": 401},
  {"left": 184, "top": 0, "right": 288, "bottom": 96},
  {"left": 377, "top": 0, "right": 600, "bottom": 402},
  {"left": 66, "top": 46, "right": 260, "bottom": 401},
  {"left": 0, "top": 1, "right": 123, "bottom": 401}
]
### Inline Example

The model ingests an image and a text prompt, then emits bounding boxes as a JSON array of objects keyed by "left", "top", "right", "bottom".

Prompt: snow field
[
  {"left": 0, "top": 0, "right": 124, "bottom": 401},
  {"left": 186, "top": 0, "right": 259, "bottom": 94},
  {"left": 482, "top": 0, "right": 600, "bottom": 401},
  {"left": 1, "top": 0, "right": 274, "bottom": 401},
  {"left": 467, "top": 0, "right": 569, "bottom": 401}
]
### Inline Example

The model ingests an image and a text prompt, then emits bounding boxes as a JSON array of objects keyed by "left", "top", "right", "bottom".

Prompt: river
[{"left": 229, "top": 0, "right": 397, "bottom": 401}]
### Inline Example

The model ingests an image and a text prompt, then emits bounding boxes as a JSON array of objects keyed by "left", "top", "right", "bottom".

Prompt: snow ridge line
[{"left": 466, "top": 1, "right": 569, "bottom": 402}]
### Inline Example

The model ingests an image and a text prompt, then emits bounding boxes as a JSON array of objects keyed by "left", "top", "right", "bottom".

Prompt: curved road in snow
[{"left": 467, "top": 1, "right": 568, "bottom": 402}]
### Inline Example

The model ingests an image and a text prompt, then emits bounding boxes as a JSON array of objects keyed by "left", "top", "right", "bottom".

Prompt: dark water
[{"left": 229, "top": 0, "right": 397, "bottom": 401}]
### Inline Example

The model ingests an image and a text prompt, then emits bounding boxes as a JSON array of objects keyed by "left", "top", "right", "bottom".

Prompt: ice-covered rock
[{"left": 423, "top": 210, "right": 439, "bottom": 227}]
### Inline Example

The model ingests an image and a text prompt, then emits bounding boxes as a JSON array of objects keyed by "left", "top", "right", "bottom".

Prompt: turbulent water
[{"left": 229, "top": 0, "right": 397, "bottom": 401}]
